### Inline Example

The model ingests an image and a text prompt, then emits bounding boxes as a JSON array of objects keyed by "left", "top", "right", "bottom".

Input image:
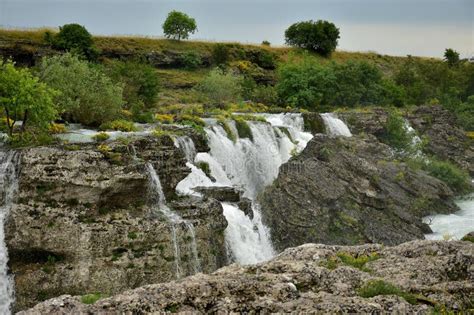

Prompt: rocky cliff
[
  {"left": 5, "top": 135, "right": 227, "bottom": 312},
  {"left": 19, "top": 240, "right": 474, "bottom": 314},
  {"left": 259, "top": 134, "right": 458, "bottom": 251}
]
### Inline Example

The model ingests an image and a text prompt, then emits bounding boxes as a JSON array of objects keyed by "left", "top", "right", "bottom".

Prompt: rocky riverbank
[{"left": 19, "top": 240, "right": 474, "bottom": 314}]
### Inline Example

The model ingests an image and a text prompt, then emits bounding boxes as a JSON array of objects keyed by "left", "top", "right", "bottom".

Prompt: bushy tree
[
  {"left": 444, "top": 48, "right": 460, "bottom": 67},
  {"left": 285, "top": 20, "right": 340, "bottom": 56},
  {"left": 38, "top": 53, "right": 124, "bottom": 126},
  {"left": 0, "top": 59, "right": 58, "bottom": 136},
  {"left": 197, "top": 68, "right": 243, "bottom": 105},
  {"left": 163, "top": 11, "right": 197, "bottom": 41},
  {"left": 50, "top": 23, "right": 98, "bottom": 60}
]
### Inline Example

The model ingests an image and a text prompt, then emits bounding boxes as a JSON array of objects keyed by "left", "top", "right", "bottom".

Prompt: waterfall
[
  {"left": 176, "top": 113, "right": 313, "bottom": 265},
  {"left": 146, "top": 163, "right": 201, "bottom": 278},
  {"left": 321, "top": 113, "right": 352, "bottom": 137},
  {"left": 0, "top": 151, "right": 19, "bottom": 314},
  {"left": 173, "top": 136, "right": 197, "bottom": 163}
]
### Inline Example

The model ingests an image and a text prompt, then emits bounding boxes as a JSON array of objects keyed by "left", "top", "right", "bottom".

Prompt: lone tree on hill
[
  {"left": 162, "top": 11, "right": 197, "bottom": 41},
  {"left": 444, "top": 48, "right": 460, "bottom": 67},
  {"left": 50, "top": 23, "right": 99, "bottom": 60},
  {"left": 285, "top": 20, "right": 340, "bottom": 57}
]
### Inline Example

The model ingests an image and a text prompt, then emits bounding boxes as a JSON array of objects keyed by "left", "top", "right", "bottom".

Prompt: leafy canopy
[
  {"left": 0, "top": 59, "right": 58, "bottom": 136},
  {"left": 162, "top": 11, "right": 197, "bottom": 41},
  {"left": 285, "top": 20, "right": 340, "bottom": 56},
  {"left": 38, "top": 53, "right": 124, "bottom": 127},
  {"left": 50, "top": 23, "right": 98, "bottom": 60},
  {"left": 444, "top": 48, "right": 460, "bottom": 67}
]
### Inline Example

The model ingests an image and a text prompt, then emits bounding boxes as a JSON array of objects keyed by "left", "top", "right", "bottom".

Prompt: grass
[
  {"left": 358, "top": 279, "right": 418, "bottom": 305},
  {"left": 337, "top": 252, "right": 380, "bottom": 272},
  {"left": 81, "top": 293, "right": 105, "bottom": 305}
]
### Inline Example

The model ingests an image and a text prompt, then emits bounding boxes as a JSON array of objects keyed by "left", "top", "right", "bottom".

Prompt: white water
[
  {"left": 321, "top": 113, "right": 353, "bottom": 137},
  {"left": 424, "top": 193, "right": 474, "bottom": 240},
  {"left": 177, "top": 113, "right": 313, "bottom": 265},
  {"left": 146, "top": 163, "right": 201, "bottom": 278},
  {"left": 0, "top": 151, "right": 19, "bottom": 314},
  {"left": 173, "top": 136, "right": 197, "bottom": 163}
]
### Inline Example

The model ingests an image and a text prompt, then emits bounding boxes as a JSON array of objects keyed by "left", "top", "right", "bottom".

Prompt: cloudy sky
[{"left": 0, "top": 0, "right": 472, "bottom": 58}]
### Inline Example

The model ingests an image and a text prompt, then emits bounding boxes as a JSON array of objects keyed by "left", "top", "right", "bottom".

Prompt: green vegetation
[
  {"left": 162, "top": 11, "right": 197, "bottom": 41},
  {"left": 358, "top": 279, "right": 418, "bottom": 305},
  {"left": 444, "top": 48, "right": 460, "bottom": 67},
  {"left": 336, "top": 252, "right": 380, "bottom": 272},
  {"left": 47, "top": 23, "right": 98, "bottom": 60},
  {"left": 38, "top": 53, "right": 123, "bottom": 126},
  {"left": 99, "top": 119, "right": 137, "bottom": 132},
  {"left": 382, "top": 111, "right": 415, "bottom": 152},
  {"left": 233, "top": 116, "right": 253, "bottom": 140},
  {"left": 92, "top": 132, "right": 110, "bottom": 142},
  {"left": 285, "top": 20, "right": 340, "bottom": 56},
  {"left": 461, "top": 234, "right": 474, "bottom": 243},
  {"left": 197, "top": 68, "right": 243, "bottom": 105},
  {"left": 80, "top": 293, "right": 105, "bottom": 305},
  {"left": 0, "top": 59, "right": 57, "bottom": 143},
  {"left": 422, "top": 159, "right": 471, "bottom": 193}
]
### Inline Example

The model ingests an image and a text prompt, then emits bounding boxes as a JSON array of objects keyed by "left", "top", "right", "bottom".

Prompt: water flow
[
  {"left": 0, "top": 151, "right": 19, "bottom": 314},
  {"left": 173, "top": 136, "right": 197, "bottom": 163},
  {"left": 321, "top": 113, "right": 352, "bottom": 137},
  {"left": 177, "top": 113, "right": 313, "bottom": 265},
  {"left": 146, "top": 163, "right": 201, "bottom": 278}
]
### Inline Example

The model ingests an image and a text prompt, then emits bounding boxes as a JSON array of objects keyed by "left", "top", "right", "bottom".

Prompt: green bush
[
  {"left": 212, "top": 44, "right": 230, "bottom": 65},
  {"left": 104, "top": 60, "right": 159, "bottom": 109},
  {"left": 233, "top": 116, "right": 253, "bottom": 140},
  {"left": 455, "top": 95, "right": 474, "bottom": 131},
  {"left": 285, "top": 20, "right": 340, "bottom": 56},
  {"left": 261, "top": 40, "right": 271, "bottom": 46},
  {"left": 336, "top": 252, "right": 380, "bottom": 272},
  {"left": 252, "top": 85, "right": 279, "bottom": 105},
  {"left": 80, "top": 293, "right": 104, "bottom": 305},
  {"left": 422, "top": 159, "right": 471, "bottom": 193},
  {"left": 197, "top": 68, "right": 243, "bottom": 105},
  {"left": 99, "top": 119, "right": 137, "bottom": 132},
  {"left": 92, "top": 132, "right": 110, "bottom": 142},
  {"left": 179, "top": 51, "right": 202, "bottom": 69},
  {"left": 358, "top": 280, "right": 417, "bottom": 305},
  {"left": 38, "top": 53, "right": 124, "bottom": 127},
  {"left": 382, "top": 112, "right": 415, "bottom": 152},
  {"left": 51, "top": 24, "right": 98, "bottom": 60}
]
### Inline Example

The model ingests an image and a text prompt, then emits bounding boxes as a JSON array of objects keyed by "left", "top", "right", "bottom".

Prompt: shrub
[
  {"left": 422, "top": 159, "right": 471, "bottom": 193},
  {"left": 197, "top": 68, "right": 243, "bottom": 105},
  {"left": 336, "top": 252, "right": 380, "bottom": 272},
  {"left": 155, "top": 114, "right": 174, "bottom": 124},
  {"left": 261, "top": 40, "right": 271, "bottom": 46},
  {"left": 92, "top": 132, "right": 110, "bottom": 142},
  {"left": 0, "top": 59, "right": 58, "bottom": 138},
  {"left": 455, "top": 96, "right": 474, "bottom": 131},
  {"left": 233, "top": 116, "right": 253, "bottom": 140},
  {"left": 51, "top": 24, "right": 98, "bottom": 60},
  {"left": 285, "top": 20, "right": 340, "bottom": 56},
  {"left": 217, "top": 117, "right": 236, "bottom": 142},
  {"left": 162, "top": 11, "right": 197, "bottom": 40},
  {"left": 49, "top": 123, "right": 66, "bottom": 134},
  {"left": 382, "top": 112, "right": 415, "bottom": 152},
  {"left": 81, "top": 293, "right": 104, "bottom": 305},
  {"left": 212, "top": 44, "right": 230, "bottom": 65},
  {"left": 104, "top": 60, "right": 159, "bottom": 109},
  {"left": 179, "top": 52, "right": 202, "bottom": 69},
  {"left": 196, "top": 161, "right": 212, "bottom": 178},
  {"left": 252, "top": 85, "right": 279, "bottom": 105},
  {"left": 38, "top": 53, "right": 124, "bottom": 127},
  {"left": 358, "top": 280, "right": 417, "bottom": 305},
  {"left": 444, "top": 48, "right": 460, "bottom": 67},
  {"left": 99, "top": 119, "right": 137, "bottom": 132}
]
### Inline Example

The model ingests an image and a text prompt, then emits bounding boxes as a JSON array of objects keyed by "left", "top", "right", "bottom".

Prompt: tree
[
  {"left": 285, "top": 20, "right": 340, "bottom": 56},
  {"left": 444, "top": 48, "right": 460, "bottom": 67},
  {"left": 51, "top": 23, "right": 98, "bottom": 60},
  {"left": 0, "top": 59, "right": 58, "bottom": 137},
  {"left": 38, "top": 53, "right": 124, "bottom": 127},
  {"left": 162, "top": 11, "right": 197, "bottom": 41}
]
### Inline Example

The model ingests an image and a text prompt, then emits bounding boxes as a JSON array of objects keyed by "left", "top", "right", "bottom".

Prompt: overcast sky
[{"left": 0, "top": 0, "right": 472, "bottom": 58}]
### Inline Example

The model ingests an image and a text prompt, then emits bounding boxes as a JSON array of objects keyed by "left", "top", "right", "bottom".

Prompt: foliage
[
  {"left": 252, "top": 85, "right": 279, "bottom": 105},
  {"left": 382, "top": 111, "right": 415, "bottom": 152},
  {"left": 80, "top": 293, "right": 104, "bottom": 305},
  {"left": 285, "top": 20, "right": 340, "bottom": 56},
  {"left": 50, "top": 24, "right": 98, "bottom": 60},
  {"left": 99, "top": 119, "right": 137, "bottom": 132},
  {"left": 217, "top": 117, "right": 236, "bottom": 142},
  {"left": 92, "top": 132, "right": 110, "bottom": 142},
  {"left": 261, "top": 40, "right": 271, "bottom": 46},
  {"left": 179, "top": 51, "right": 202, "bottom": 69},
  {"left": 233, "top": 116, "right": 253, "bottom": 140},
  {"left": 444, "top": 48, "right": 460, "bottom": 67},
  {"left": 454, "top": 96, "right": 474, "bottom": 131},
  {"left": 38, "top": 53, "right": 124, "bottom": 126},
  {"left": 162, "top": 11, "right": 197, "bottom": 41},
  {"left": 49, "top": 123, "right": 66, "bottom": 134},
  {"left": 358, "top": 280, "right": 418, "bottom": 305},
  {"left": 155, "top": 114, "right": 175, "bottom": 124},
  {"left": 422, "top": 159, "right": 471, "bottom": 193},
  {"left": 0, "top": 59, "right": 58, "bottom": 138},
  {"left": 212, "top": 44, "right": 230, "bottom": 65},
  {"left": 196, "top": 68, "right": 243, "bottom": 105},
  {"left": 104, "top": 60, "right": 159, "bottom": 109},
  {"left": 336, "top": 252, "right": 380, "bottom": 272}
]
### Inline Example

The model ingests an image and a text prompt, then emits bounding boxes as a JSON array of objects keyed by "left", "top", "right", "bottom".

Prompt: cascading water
[
  {"left": 176, "top": 113, "right": 313, "bottom": 265},
  {"left": 321, "top": 113, "right": 353, "bottom": 137},
  {"left": 173, "top": 136, "right": 197, "bottom": 163},
  {"left": 146, "top": 163, "right": 201, "bottom": 278},
  {"left": 0, "top": 151, "right": 19, "bottom": 314}
]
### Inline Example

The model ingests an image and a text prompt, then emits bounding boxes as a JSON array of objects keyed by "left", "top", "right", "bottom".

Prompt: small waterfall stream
[
  {"left": 0, "top": 151, "right": 19, "bottom": 314},
  {"left": 321, "top": 113, "right": 353, "bottom": 137},
  {"left": 146, "top": 163, "right": 201, "bottom": 278},
  {"left": 173, "top": 136, "right": 197, "bottom": 163}
]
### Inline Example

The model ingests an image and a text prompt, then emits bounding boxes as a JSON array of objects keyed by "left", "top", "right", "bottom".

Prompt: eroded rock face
[
  {"left": 5, "top": 136, "right": 227, "bottom": 312},
  {"left": 19, "top": 240, "right": 474, "bottom": 314},
  {"left": 259, "top": 135, "right": 457, "bottom": 251}
]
